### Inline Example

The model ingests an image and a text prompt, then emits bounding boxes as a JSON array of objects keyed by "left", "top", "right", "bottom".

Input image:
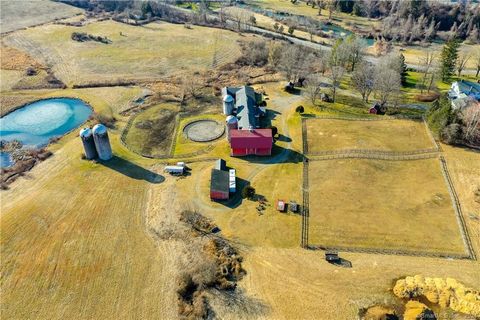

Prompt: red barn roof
[{"left": 229, "top": 129, "right": 272, "bottom": 149}]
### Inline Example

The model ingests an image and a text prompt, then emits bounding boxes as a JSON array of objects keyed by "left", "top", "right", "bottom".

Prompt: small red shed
[{"left": 229, "top": 129, "right": 273, "bottom": 156}]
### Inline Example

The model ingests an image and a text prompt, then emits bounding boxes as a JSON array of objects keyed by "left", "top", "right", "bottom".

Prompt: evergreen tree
[
  {"left": 440, "top": 38, "right": 460, "bottom": 82},
  {"left": 399, "top": 53, "right": 408, "bottom": 86}
]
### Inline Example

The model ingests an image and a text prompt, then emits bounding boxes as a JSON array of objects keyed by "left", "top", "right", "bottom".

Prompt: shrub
[
  {"left": 241, "top": 185, "right": 255, "bottom": 199},
  {"left": 295, "top": 105, "right": 304, "bottom": 113},
  {"left": 93, "top": 113, "right": 116, "bottom": 128},
  {"left": 441, "top": 123, "right": 463, "bottom": 144}
]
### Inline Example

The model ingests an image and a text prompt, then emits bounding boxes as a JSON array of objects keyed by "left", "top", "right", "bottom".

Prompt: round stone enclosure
[{"left": 183, "top": 119, "right": 225, "bottom": 142}]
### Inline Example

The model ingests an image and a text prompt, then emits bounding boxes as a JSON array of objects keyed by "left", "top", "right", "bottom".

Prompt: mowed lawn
[
  {"left": 308, "top": 158, "right": 466, "bottom": 255},
  {"left": 306, "top": 119, "right": 435, "bottom": 153},
  {"left": 0, "top": 0, "right": 82, "bottom": 33},
  {"left": 0, "top": 139, "right": 176, "bottom": 319},
  {"left": 3, "top": 20, "right": 243, "bottom": 86}
]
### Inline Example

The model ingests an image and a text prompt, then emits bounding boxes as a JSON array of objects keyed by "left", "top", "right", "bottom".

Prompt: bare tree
[
  {"left": 456, "top": 51, "right": 471, "bottom": 77},
  {"left": 304, "top": 74, "right": 323, "bottom": 105},
  {"left": 373, "top": 67, "right": 401, "bottom": 105},
  {"left": 343, "top": 35, "right": 366, "bottom": 71},
  {"left": 474, "top": 47, "right": 480, "bottom": 78},
  {"left": 352, "top": 63, "right": 375, "bottom": 102},
  {"left": 267, "top": 41, "right": 283, "bottom": 69},
  {"left": 279, "top": 45, "right": 304, "bottom": 82},
  {"left": 462, "top": 103, "right": 480, "bottom": 145},
  {"left": 305, "top": 20, "right": 318, "bottom": 42},
  {"left": 326, "top": 66, "right": 345, "bottom": 102},
  {"left": 181, "top": 73, "right": 202, "bottom": 102},
  {"left": 417, "top": 50, "right": 436, "bottom": 93}
]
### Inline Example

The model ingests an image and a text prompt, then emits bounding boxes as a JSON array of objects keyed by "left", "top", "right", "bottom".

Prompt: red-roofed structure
[{"left": 229, "top": 129, "right": 272, "bottom": 156}]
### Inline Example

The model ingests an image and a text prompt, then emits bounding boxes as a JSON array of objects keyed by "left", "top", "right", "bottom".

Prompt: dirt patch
[
  {"left": 0, "top": 46, "right": 44, "bottom": 70},
  {"left": 176, "top": 210, "right": 246, "bottom": 319}
]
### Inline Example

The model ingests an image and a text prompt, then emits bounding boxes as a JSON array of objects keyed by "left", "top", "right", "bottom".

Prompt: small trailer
[
  {"left": 164, "top": 165, "right": 184, "bottom": 175},
  {"left": 276, "top": 199, "right": 286, "bottom": 212},
  {"left": 229, "top": 169, "right": 236, "bottom": 193}
]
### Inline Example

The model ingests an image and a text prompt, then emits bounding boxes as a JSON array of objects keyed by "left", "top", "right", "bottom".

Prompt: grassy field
[
  {"left": 0, "top": 86, "right": 143, "bottom": 117},
  {"left": 0, "top": 126, "right": 181, "bottom": 319},
  {"left": 306, "top": 118, "right": 436, "bottom": 153},
  {"left": 3, "top": 20, "right": 244, "bottom": 86},
  {"left": 0, "top": 0, "right": 82, "bottom": 33},
  {"left": 308, "top": 158, "right": 466, "bottom": 254},
  {"left": 194, "top": 160, "right": 303, "bottom": 248},
  {"left": 124, "top": 103, "right": 179, "bottom": 157}
]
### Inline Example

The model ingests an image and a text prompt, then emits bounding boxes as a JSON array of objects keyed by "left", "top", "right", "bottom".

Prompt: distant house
[{"left": 448, "top": 80, "right": 480, "bottom": 110}]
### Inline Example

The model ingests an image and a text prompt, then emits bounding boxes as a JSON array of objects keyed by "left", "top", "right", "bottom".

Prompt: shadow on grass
[
  {"left": 100, "top": 155, "right": 165, "bottom": 184},
  {"left": 235, "top": 145, "right": 304, "bottom": 165},
  {"left": 276, "top": 134, "right": 292, "bottom": 142},
  {"left": 212, "top": 174, "right": 251, "bottom": 209}
]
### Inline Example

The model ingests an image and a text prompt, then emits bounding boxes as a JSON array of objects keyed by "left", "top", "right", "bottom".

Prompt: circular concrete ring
[{"left": 183, "top": 119, "right": 225, "bottom": 142}]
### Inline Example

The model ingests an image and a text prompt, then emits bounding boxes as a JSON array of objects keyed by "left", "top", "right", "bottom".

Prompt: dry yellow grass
[
  {"left": 308, "top": 158, "right": 466, "bottom": 254},
  {"left": 0, "top": 133, "right": 179, "bottom": 319},
  {"left": 3, "top": 20, "right": 245, "bottom": 86},
  {"left": 306, "top": 118, "right": 436, "bottom": 153},
  {"left": 240, "top": 247, "right": 480, "bottom": 319}
]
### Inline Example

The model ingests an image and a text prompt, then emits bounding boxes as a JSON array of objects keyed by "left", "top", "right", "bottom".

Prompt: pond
[
  {"left": 0, "top": 152, "right": 13, "bottom": 168},
  {"left": 0, "top": 98, "right": 92, "bottom": 167}
]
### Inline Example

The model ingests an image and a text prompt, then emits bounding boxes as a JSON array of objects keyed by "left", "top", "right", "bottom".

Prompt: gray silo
[
  {"left": 79, "top": 127, "right": 98, "bottom": 160},
  {"left": 226, "top": 115, "right": 238, "bottom": 141},
  {"left": 92, "top": 124, "right": 113, "bottom": 161},
  {"left": 223, "top": 95, "right": 235, "bottom": 115}
]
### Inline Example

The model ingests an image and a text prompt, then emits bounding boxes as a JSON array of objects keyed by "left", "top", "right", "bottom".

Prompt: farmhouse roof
[
  {"left": 235, "top": 86, "right": 259, "bottom": 130},
  {"left": 229, "top": 129, "right": 272, "bottom": 149},
  {"left": 210, "top": 169, "right": 229, "bottom": 193}
]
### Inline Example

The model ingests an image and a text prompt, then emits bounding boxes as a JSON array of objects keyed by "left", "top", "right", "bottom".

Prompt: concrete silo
[
  {"left": 92, "top": 124, "right": 113, "bottom": 161},
  {"left": 223, "top": 95, "right": 235, "bottom": 115},
  {"left": 79, "top": 127, "right": 98, "bottom": 160},
  {"left": 225, "top": 115, "right": 238, "bottom": 142}
]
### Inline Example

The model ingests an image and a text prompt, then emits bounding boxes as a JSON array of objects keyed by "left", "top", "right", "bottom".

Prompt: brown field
[
  {"left": 1, "top": 68, "right": 479, "bottom": 320},
  {"left": 306, "top": 118, "right": 436, "bottom": 153},
  {"left": 0, "top": 0, "right": 82, "bottom": 33},
  {"left": 308, "top": 158, "right": 466, "bottom": 255},
  {"left": 3, "top": 20, "right": 244, "bottom": 86}
]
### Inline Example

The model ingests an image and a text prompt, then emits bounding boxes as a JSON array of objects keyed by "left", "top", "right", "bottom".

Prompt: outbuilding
[
  {"left": 229, "top": 129, "right": 273, "bottom": 156},
  {"left": 210, "top": 169, "right": 230, "bottom": 200},
  {"left": 277, "top": 199, "right": 286, "bottom": 212}
]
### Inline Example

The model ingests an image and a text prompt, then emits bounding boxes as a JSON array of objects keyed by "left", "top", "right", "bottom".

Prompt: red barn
[{"left": 229, "top": 129, "right": 272, "bottom": 156}]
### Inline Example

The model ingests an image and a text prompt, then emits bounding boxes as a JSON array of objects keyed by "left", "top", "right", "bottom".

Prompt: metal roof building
[
  {"left": 210, "top": 169, "right": 230, "bottom": 200},
  {"left": 221, "top": 85, "right": 272, "bottom": 156}
]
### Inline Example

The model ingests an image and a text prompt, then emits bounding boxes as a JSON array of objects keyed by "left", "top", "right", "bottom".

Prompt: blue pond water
[
  {"left": 0, "top": 98, "right": 92, "bottom": 167},
  {"left": 0, "top": 152, "right": 13, "bottom": 168}
]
